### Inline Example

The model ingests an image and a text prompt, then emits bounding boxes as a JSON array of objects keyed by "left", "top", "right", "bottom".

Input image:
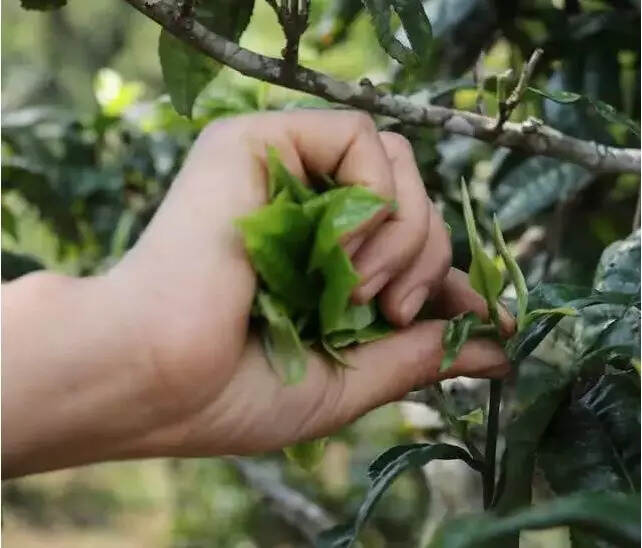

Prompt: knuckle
[
  {"left": 379, "top": 131, "right": 414, "bottom": 157},
  {"left": 350, "top": 110, "right": 377, "bottom": 133}
]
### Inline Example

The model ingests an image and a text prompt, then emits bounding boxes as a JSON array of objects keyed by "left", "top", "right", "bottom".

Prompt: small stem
[
  {"left": 495, "top": 48, "right": 543, "bottom": 131},
  {"left": 433, "top": 384, "right": 485, "bottom": 464},
  {"left": 483, "top": 378, "right": 502, "bottom": 508}
]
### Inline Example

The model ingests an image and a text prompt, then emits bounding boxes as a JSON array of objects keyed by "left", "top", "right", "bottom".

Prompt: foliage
[{"left": 4, "top": 0, "right": 641, "bottom": 547}]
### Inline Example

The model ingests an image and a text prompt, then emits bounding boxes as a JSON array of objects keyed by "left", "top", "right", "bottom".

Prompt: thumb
[{"left": 332, "top": 321, "right": 509, "bottom": 424}]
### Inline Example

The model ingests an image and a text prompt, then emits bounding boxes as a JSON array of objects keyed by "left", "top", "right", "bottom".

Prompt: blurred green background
[{"left": 2, "top": 0, "right": 639, "bottom": 546}]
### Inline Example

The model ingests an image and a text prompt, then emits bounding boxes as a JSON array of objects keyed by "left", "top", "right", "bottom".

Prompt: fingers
[
  {"left": 429, "top": 268, "right": 516, "bottom": 337},
  {"left": 351, "top": 131, "right": 432, "bottom": 303},
  {"left": 378, "top": 201, "right": 452, "bottom": 326},
  {"left": 330, "top": 320, "right": 510, "bottom": 424}
]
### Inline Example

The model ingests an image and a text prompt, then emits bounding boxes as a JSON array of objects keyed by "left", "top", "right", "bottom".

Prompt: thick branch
[
  {"left": 227, "top": 457, "right": 335, "bottom": 543},
  {"left": 123, "top": 0, "right": 640, "bottom": 174}
]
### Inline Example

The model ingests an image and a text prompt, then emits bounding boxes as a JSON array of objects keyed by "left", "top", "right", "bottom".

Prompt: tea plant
[{"left": 7, "top": 1, "right": 641, "bottom": 546}]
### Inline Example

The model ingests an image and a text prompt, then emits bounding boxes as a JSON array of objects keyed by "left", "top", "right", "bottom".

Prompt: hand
[{"left": 2, "top": 110, "right": 512, "bottom": 476}]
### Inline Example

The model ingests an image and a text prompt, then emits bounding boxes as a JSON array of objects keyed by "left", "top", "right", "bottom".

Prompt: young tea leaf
[
  {"left": 458, "top": 407, "right": 484, "bottom": 425},
  {"left": 440, "top": 312, "right": 484, "bottom": 372},
  {"left": 492, "top": 215, "right": 528, "bottom": 329},
  {"left": 460, "top": 179, "right": 503, "bottom": 323},
  {"left": 256, "top": 292, "right": 308, "bottom": 385},
  {"left": 267, "top": 146, "right": 316, "bottom": 203},
  {"left": 283, "top": 438, "right": 328, "bottom": 471}
]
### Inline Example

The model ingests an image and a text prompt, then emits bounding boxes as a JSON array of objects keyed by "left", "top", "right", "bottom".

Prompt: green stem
[{"left": 483, "top": 378, "right": 502, "bottom": 508}]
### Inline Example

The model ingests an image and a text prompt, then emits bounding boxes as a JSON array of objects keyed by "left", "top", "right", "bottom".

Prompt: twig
[
  {"left": 473, "top": 50, "right": 486, "bottom": 116},
  {"left": 266, "top": 0, "right": 310, "bottom": 68},
  {"left": 227, "top": 456, "right": 335, "bottom": 543},
  {"left": 495, "top": 48, "right": 543, "bottom": 131},
  {"left": 122, "top": 0, "right": 640, "bottom": 174},
  {"left": 483, "top": 379, "right": 502, "bottom": 508}
]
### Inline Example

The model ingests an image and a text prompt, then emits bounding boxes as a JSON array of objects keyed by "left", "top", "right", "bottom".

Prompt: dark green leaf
[
  {"left": 158, "top": 30, "right": 220, "bottom": 118},
  {"left": 587, "top": 98, "right": 641, "bottom": 139},
  {"left": 325, "top": 317, "right": 392, "bottom": 348},
  {"left": 538, "top": 371, "right": 640, "bottom": 495},
  {"left": 317, "top": 443, "right": 482, "bottom": 548},
  {"left": 490, "top": 157, "right": 589, "bottom": 231},
  {"left": 527, "top": 86, "right": 583, "bottom": 104},
  {"left": 20, "top": 0, "right": 66, "bottom": 9},
  {"left": 256, "top": 291, "right": 308, "bottom": 385},
  {"left": 362, "top": 0, "right": 416, "bottom": 65},
  {"left": 429, "top": 492, "right": 640, "bottom": 548},
  {"left": 391, "top": 0, "right": 433, "bottom": 57},
  {"left": 1, "top": 250, "right": 44, "bottom": 281},
  {"left": 2, "top": 205, "right": 18, "bottom": 240},
  {"left": 440, "top": 312, "right": 484, "bottom": 372}
]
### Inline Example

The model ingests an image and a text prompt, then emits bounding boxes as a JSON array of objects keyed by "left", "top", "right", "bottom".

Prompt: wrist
[{"left": 2, "top": 271, "right": 158, "bottom": 475}]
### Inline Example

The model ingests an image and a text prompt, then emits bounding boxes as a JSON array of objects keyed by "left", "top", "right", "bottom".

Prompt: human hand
[
  {"left": 107, "top": 110, "right": 512, "bottom": 457},
  {"left": 2, "top": 110, "right": 513, "bottom": 476}
]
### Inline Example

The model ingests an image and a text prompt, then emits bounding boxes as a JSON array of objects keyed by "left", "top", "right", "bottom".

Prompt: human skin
[{"left": 2, "top": 110, "right": 513, "bottom": 478}]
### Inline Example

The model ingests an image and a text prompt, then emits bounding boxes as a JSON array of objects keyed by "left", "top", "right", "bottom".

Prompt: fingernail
[
  {"left": 344, "top": 235, "right": 365, "bottom": 257},
  {"left": 355, "top": 271, "right": 389, "bottom": 303},
  {"left": 400, "top": 286, "right": 429, "bottom": 325}
]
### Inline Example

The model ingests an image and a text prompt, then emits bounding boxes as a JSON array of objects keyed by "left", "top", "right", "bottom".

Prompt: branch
[
  {"left": 227, "top": 456, "right": 335, "bottom": 543},
  {"left": 495, "top": 48, "right": 543, "bottom": 130},
  {"left": 122, "top": 0, "right": 640, "bottom": 174}
]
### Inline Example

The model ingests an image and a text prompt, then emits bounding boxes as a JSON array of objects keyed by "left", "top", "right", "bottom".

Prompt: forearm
[{"left": 1, "top": 271, "right": 154, "bottom": 477}]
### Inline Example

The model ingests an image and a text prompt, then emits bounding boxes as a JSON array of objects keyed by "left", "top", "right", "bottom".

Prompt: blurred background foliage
[{"left": 1, "top": 0, "right": 639, "bottom": 546}]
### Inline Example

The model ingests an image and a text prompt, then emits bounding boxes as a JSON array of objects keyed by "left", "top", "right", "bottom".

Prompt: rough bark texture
[{"left": 125, "top": 0, "right": 640, "bottom": 174}]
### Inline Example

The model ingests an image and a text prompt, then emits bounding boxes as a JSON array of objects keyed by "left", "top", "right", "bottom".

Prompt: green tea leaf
[
  {"left": 309, "top": 186, "right": 387, "bottom": 272},
  {"left": 321, "top": 338, "right": 351, "bottom": 366},
  {"left": 460, "top": 179, "right": 503, "bottom": 320},
  {"left": 284, "top": 438, "right": 328, "bottom": 471},
  {"left": 318, "top": 443, "right": 482, "bottom": 548},
  {"left": 391, "top": 0, "right": 433, "bottom": 57},
  {"left": 527, "top": 86, "right": 582, "bottom": 104},
  {"left": 492, "top": 215, "right": 528, "bottom": 329},
  {"left": 362, "top": 0, "right": 416, "bottom": 65},
  {"left": 521, "top": 307, "right": 577, "bottom": 328},
  {"left": 256, "top": 292, "right": 308, "bottom": 385},
  {"left": 440, "top": 312, "right": 484, "bottom": 372},
  {"left": 2, "top": 205, "right": 18, "bottom": 240},
  {"left": 458, "top": 407, "right": 484, "bottom": 425},
  {"left": 158, "top": 30, "right": 220, "bottom": 118},
  {"left": 267, "top": 146, "right": 316, "bottom": 203},
  {"left": 537, "top": 371, "right": 640, "bottom": 495},
  {"left": 237, "top": 199, "right": 317, "bottom": 311}
]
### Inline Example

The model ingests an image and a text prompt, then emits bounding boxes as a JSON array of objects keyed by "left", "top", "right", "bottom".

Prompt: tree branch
[
  {"left": 123, "top": 0, "right": 640, "bottom": 174},
  {"left": 227, "top": 456, "right": 335, "bottom": 543}
]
